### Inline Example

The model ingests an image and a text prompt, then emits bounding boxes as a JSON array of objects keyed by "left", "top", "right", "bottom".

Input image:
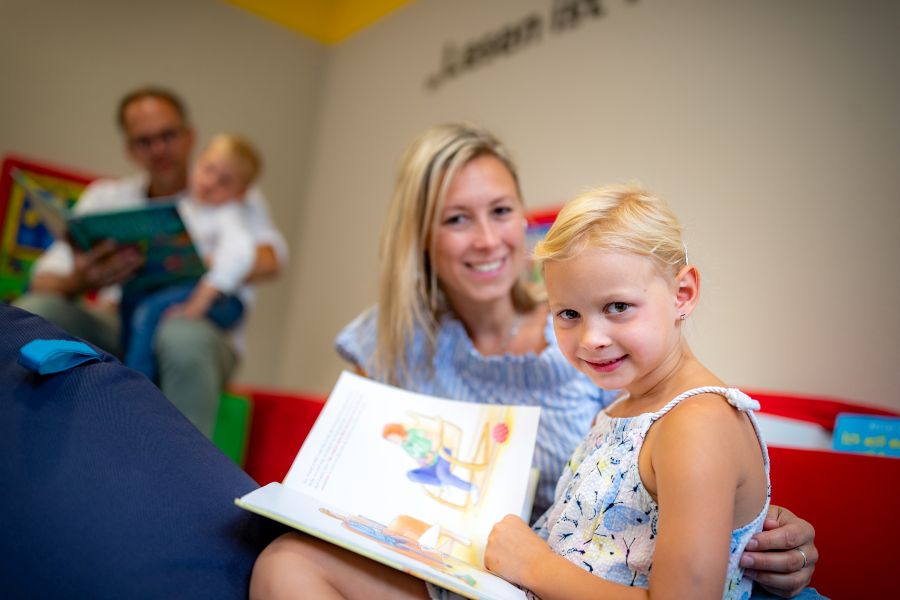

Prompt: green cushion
[{"left": 212, "top": 392, "right": 252, "bottom": 466}]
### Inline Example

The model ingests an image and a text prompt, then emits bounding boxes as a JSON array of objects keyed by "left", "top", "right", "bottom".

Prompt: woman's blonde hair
[
  {"left": 375, "top": 123, "right": 539, "bottom": 384},
  {"left": 534, "top": 184, "right": 687, "bottom": 278}
]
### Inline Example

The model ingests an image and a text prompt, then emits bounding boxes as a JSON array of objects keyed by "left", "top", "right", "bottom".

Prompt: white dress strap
[{"left": 652, "top": 386, "right": 761, "bottom": 420}]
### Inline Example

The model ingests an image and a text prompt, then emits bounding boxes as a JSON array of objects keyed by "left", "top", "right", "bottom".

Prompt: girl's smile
[{"left": 583, "top": 355, "right": 628, "bottom": 373}]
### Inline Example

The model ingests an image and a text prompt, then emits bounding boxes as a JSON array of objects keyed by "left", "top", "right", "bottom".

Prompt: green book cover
[{"left": 13, "top": 168, "right": 206, "bottom": 292}]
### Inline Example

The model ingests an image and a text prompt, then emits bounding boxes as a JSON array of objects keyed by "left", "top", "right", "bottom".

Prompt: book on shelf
[
  {"left": 235, "top": 371, "right": 542, "bottom": 600},
  {"left": 12, "top": 168, "right": 205, "bottom": 291}
]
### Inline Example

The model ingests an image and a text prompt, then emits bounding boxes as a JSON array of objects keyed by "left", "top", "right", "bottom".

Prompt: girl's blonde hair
[
  {"left": 375, "top": 123, "right": 539, "bottom": 384},
  {"left": 534, "top": 184, "right": 687, "bottom": 277}
]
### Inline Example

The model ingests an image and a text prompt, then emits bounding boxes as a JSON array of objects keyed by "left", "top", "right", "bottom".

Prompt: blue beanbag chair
[{"left": 0, "top": 304, "right": 284, "bottom": 599}]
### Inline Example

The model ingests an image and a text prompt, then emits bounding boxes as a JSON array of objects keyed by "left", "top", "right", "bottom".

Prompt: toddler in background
[
  {"left": 123, "top": 133, "right": 259, "bottom": 382},
  {"left": 483, "top": 184, "right": 771, "bottom": 599}
]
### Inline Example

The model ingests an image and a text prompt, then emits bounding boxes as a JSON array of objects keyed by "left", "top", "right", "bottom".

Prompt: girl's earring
[{"left": 679, "top": 313, "right": 687, "bottom": 321}]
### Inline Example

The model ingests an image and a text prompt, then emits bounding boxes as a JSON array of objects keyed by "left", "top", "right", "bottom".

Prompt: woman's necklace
[{"left": 498, "top": 312, "right": 523, "bottom": 354}]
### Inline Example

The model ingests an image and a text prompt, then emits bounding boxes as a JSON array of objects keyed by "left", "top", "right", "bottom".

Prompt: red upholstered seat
[
  {"left": 233, "top": 386, "right": 325, "bottom": 486},
  {"left": 743, "top": 389, "right": 898, "bottom": 598},
  {"left": 767, "top": 445, "right": 897, "bottom": 598}
]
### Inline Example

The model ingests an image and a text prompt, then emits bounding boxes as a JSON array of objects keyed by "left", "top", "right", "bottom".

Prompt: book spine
[{"left": 67, "top": 219, "right": 93, "bottom": 251}]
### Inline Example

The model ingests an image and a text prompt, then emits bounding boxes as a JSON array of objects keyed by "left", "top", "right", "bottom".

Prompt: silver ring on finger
[{"left": 795, "top": 547, "right": 808, "bottom": 569}]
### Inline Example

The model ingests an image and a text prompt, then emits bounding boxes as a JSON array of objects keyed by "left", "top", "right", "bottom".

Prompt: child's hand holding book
[{"left": 485, "top": 515, "right": 557, "bottom": 591}]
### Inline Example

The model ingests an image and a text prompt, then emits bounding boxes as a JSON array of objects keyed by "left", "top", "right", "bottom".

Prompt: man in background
[{"left": 14, "top": 86, "right": 287, "bottom": 438}]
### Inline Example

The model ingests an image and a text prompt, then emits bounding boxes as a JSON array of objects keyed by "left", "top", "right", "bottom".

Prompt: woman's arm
[{"left": 350, "top": 362, "right": 368, "bottom": 377}]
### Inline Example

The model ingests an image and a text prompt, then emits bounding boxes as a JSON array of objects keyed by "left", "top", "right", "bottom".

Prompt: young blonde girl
[{"left": 483, "top": 184, "right": 770, "bottom": 599}]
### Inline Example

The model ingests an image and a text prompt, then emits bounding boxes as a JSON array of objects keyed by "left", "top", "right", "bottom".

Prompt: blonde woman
[{"left": 252, "top": 125, "right": 818, "bottom": 599}]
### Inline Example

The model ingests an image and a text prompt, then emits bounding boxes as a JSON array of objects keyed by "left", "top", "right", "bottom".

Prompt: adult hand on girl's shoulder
[
  {"left": 739, "top": 505, "right": 818, "bottom": 598},
  {"left": 484, "top": 515, "right": 553, "bottom": 589}
]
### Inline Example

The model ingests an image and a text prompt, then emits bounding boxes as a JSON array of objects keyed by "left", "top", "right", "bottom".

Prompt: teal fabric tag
[{"left": 18, "top": 339, "right": 103, "bottom": 375}]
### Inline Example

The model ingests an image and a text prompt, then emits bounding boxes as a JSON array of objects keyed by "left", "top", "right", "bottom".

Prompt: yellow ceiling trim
[{"left": 224, "top": 0, "right": 416, "bottom": 45}]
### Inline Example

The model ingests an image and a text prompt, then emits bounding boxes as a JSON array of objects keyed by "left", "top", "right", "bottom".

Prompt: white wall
[
  {"left": 0, "top": 0, "right": 325, "bottom": 386},
  {"left": 3, "top": 0, "right": 898, "bottom": 410},
  {"left": 284, "top": 0, "right": 900, "bottom": 410}
]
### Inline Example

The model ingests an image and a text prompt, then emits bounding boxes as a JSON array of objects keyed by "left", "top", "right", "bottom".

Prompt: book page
[
  {"left": 236, "top": 483, "right": 528, "bottom": 600},
  {"left": 282, "top": 371, "right": 541, "bottom": 567}
]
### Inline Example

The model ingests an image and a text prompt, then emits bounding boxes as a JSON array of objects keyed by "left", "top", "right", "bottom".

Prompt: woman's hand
[
  {"left": 484, "top": 515, "right": 552, "bottom": 588},
  {"left": 740, "top": 505, "right": 818, "bottom": 597}
]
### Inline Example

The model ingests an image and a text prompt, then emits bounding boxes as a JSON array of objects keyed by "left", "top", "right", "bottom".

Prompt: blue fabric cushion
[{"left": 0, "top": 304, "right": 284, "bottom": 599}]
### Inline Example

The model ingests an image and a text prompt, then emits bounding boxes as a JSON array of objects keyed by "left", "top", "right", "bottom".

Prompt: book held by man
[
  {"left": 235, "top": 371, "right": 542, "bottom": 600},
  {"left": 12, "top": 168, "right": 205, "bottom": 291}
]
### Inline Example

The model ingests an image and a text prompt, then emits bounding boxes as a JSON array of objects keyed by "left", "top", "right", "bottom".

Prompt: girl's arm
[{"left": 646, "top": 397, "right": 757, "bottom": 599}]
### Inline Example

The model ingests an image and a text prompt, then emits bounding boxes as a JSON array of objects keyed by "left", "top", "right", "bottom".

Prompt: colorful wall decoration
[{"left": 0, "top": 155, "right": 97, "bottom": 301}]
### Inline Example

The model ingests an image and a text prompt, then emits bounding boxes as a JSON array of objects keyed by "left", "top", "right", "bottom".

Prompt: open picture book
[
  {"left": 235, "top": 371, "right": 542, "bottom": 600},
  {"left": 12, "top": 168, "right": 205, "bottom": 291}
]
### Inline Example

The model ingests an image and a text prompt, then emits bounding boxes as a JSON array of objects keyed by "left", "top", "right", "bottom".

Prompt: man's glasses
[{"left": 128, "top": 126, "right": 185, "bottom": 152}]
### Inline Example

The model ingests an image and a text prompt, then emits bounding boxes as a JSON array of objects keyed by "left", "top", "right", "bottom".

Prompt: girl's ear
[{"left": 674, "top": 264, "right": 700, "bottom": 318}]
